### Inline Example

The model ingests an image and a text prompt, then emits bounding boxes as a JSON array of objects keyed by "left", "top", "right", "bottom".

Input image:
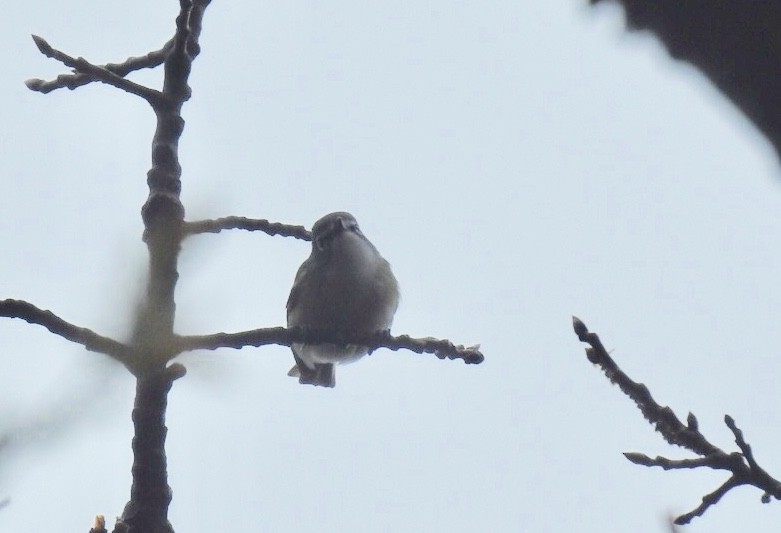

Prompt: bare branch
[
  {"left": 673, "top": 477, "right": 744, "bottom": 525},
  {"left": 25, "top": 39, "right": 173, "bottom": 95},
  {"left": 183, "top": 216, "right": 312, "bottom": 240},
  {"left": 113, "top": 369, "right": 180, "bottom": 533},
  {"left": 26, "top": 35, "right": 165, "bottom": 106},
  {"left": 184, "top": 0, "right": 211, "bottom": 59},
  {"left": 0, "top": 299, "right": 130, "bottom": 363},
  {"left": 724, "top": 416, "right": 781, "bottom": 499},
  {"left": 624, "top": 452, "right": 741, "bottom": 472},
  {"left": 117, "top": 2, "right": 213, "bottom": 530},
  {"left": 572, "top": 316, "right": 720, "bottom": 455},
  {"left": 573, "top": 316, "right": 781, "bottom": 524},
  {"left": 175, "top": 327, "right": 484, "bottom": 364},
  {"left": 140, "top": 0, "right": 215, "bottom": 226}
]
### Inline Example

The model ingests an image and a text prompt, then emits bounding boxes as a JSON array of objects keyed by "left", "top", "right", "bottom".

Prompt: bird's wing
[{"left": 286, "top": 259, "right": 311, "bottom": 316}]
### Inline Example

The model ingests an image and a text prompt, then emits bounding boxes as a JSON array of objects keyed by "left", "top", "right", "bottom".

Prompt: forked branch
[
  {"left": 25, "top": 39, "right": 173, "bottom": 95},
  {"left": 25, "top": 35, "right": 165, "bottom": 106},
  {"left": 573, "top": 316, "right": 781, "bottom": 524}
]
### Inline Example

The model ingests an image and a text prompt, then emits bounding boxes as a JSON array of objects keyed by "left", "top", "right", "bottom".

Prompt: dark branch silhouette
[
  {"left": 183, "top": 216, "right": 312, "bottom": 240},
  {"left": 0, "top": 299, "right": 129, "bottom": 363},
  {"left": 25, "top": 35, "right": 166, "bottom": 106},
  {"left": 0, "top": 295, "right": 482, "bottom": 367},
  {"left": 592, "top": 1, "right": 781, "bottom": 162},
  {"left": 25, "top": 1, "right": 211, "bottom": 531},
  {"left": 176, "top": 328, "right": 484, "bottom": 364},
  {"left": 24, "top": 39, "right": 172, "bottom": 95},
  {"left": 573, "top": 316, "right": 781, "bottom": 524}
]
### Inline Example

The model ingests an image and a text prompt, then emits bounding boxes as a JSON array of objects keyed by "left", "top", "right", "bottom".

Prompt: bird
[{"left": 286, "top": 211, "right": 400, "bottom": 387}]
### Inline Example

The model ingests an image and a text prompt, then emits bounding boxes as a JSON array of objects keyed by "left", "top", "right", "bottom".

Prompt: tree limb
[
  {"left": 573, "top": 316, "right": 781, "bottom": 524},
  {"left": 26, "top": 35, "right": 165, "bottom": 106},
  {"left": 0, "top": 299, "right": 130, "bottom": 363},
  {"left": 176, "top": 328, "right": 484, "bottom": 364},
  {"left": 25, "top": 39, "right": 173, "bottom": 95},
  {"left": 183, "top": 216, "right": 312, "bottom": 240}
]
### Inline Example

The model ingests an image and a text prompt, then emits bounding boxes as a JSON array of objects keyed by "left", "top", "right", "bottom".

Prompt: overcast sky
[{"left": 2, "top": 1, "right": 781, "bottom": 532}]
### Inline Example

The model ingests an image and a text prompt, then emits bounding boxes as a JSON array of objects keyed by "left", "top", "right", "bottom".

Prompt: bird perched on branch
[{"left": 287, "top": 212, "right": 400, "bottom": 387}]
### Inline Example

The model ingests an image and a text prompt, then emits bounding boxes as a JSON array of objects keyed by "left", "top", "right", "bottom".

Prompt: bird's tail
[{"left": 288, "top": 362, "right": 335, "bottom": 388}]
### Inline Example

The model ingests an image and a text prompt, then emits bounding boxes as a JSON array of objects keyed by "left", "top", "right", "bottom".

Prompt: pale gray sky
[{"left": 2, "top": 2, "right": 781, "bottom": 532}]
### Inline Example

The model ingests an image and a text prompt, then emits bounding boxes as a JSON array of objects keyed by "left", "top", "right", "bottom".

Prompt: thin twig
[
  {"left": 183, "top": 217, "right": 312, "bottom": 240},
  {"left": 673, "top": 477, "right": 743, "bottom": 525},
  {"left": 175, "top": 328, "right": 484, "bottom": 364},
  {"left": 573, "top": 316, "right": 781, "bottom": 524},
  {"left": 624, "top": 452, "right": 741, "bottom": 471},
  {"left": 0, "top": 299, "right": 130, "bottom": 363},
  {"left": 25, "top": 39, "right": 173, "bottom": 95},
  {"left": 26, "top": 35, "right": 165, "bottom": 106},
  {"left": 572, "top": 316, "right": 720, "bottom": 455}
]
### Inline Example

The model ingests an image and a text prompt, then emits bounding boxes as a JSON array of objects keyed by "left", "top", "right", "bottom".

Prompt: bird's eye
[{"left": 315, "top": 234, "right": 329, "bottom": 250}]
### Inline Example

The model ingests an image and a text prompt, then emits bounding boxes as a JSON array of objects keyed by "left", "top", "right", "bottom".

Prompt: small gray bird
[{"left": 287, "top": 212, "right": 400, "bottom": 387}]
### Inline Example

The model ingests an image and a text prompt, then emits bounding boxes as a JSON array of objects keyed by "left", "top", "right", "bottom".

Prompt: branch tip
[
  {"left": 624, "top": 452, "right": 651, "bottom": 465},
  {"left": 24, "top": 78, "right": 43, "bottom": 90},
  {"left": 572, "top": 315, "right": 587, "bottom": 337},
  {"left": 687, "top": 412, "right": 699, "bottom": 431},
  {"left": 31, "top": 34, "right": 52, "bottom": 55},
  {"left": 576, "top": 321, "right": 781, "bottom": 523}
]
